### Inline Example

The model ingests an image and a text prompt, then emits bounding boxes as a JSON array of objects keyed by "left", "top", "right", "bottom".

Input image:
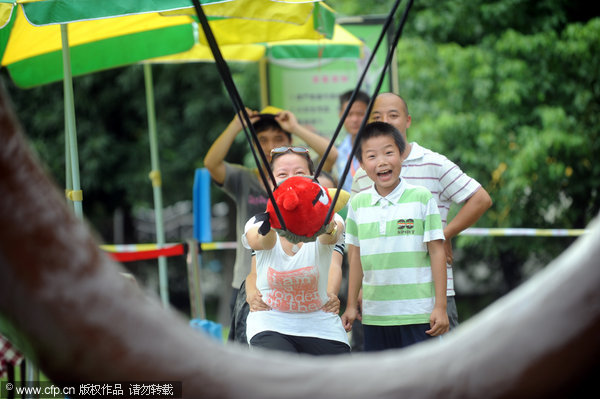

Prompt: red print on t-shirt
[{"left": 265, "top": 266, "right": 321, "bottom": 312}]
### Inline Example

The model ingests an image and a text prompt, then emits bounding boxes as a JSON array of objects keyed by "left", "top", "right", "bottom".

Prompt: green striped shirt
[{"left": 346, "top": 179, "right": 444, "bottom": 326}]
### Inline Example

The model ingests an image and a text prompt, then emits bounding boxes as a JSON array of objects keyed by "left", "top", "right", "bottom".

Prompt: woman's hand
[
  {"left": 321, "top": 292, "right": 340, "bottom": 314},
  {"left": 246, "top": 288, "right": 271, "bottom": 312}
]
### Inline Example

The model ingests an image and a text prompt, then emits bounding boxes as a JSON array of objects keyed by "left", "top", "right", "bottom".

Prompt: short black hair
[
  {"left": 339, "top": 89, "right": 370, "bottom": 110},
  {"left": 252, "top": 115, "right": 291, "bottom": 141},
  {"left": 356, "top": 122, "right": 406, "bottom": 163}
]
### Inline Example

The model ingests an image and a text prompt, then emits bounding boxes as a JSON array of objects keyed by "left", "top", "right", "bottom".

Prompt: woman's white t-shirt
[{"left": 243, "top": 214, "right": 349, "bottom": 346}]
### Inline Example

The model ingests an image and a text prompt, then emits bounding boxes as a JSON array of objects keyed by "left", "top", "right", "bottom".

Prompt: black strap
[
  {"left": 313, "top": 0, "right": 404, "bottom": 181},
  {"left": 322, "top": 0, "right": 415, "bottom": 228},
  {"left": 192, "top": 0, "right": 414, "bottom": 233},
  {"left": 191, "top": 0, "right": 287, "bottom": 231}
]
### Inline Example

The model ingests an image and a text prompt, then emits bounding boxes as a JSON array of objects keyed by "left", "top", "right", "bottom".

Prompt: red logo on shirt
[{"left": 265, "top": 266, "right": 321, "bottom": 312}]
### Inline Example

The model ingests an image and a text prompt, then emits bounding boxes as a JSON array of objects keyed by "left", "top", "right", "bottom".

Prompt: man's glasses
[{"left": 270, "top": 146, "right": 310, "bottom": 156}]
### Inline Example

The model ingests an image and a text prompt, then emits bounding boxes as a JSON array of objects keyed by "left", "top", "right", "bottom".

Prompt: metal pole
[
  {"left": 143, "top": 64, "right": 169, "bottom": 307},
  {"left": 60, "top": 24, "right": 83, "bottom": 219},
  {"left": 25, "top": 359, "right": 39, "bottom": 399},
  {"left": 259, "top": 57, "right": 269, "bottom": 109},
  {"left": 64, "top": 124, "right": 73, "bottom": 212},
  {"left": 186, "top": 239, "right": 206, "bottom": 320}
]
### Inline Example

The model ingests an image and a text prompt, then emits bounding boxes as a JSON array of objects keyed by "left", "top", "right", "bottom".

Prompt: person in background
[
  {"left": 351, "top": 93, "right": 493, "bottom": 329},
  {"left": 335, "top": 90, "right": 370, "bottom": 192}
]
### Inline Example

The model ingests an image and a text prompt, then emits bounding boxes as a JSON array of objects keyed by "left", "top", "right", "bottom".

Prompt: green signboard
[
  {"left": 267, "top": 19, "right": 394, "bottom": 147},
  {"left": 268, "top": 58, "right": 362, "bottom": 140}
]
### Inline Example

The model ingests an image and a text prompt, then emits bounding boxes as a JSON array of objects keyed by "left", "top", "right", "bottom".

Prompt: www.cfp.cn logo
[{"left": 397, "top": 219, "right": 415, "bottom": 234}]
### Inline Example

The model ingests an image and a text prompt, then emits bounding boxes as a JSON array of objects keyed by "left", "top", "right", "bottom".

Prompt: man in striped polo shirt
[
  {"left": 342, "top": 122, "right": 449, "bottom": 350},
  {"left": 351, "top": 93, "right": 493, "bottom": 329}
]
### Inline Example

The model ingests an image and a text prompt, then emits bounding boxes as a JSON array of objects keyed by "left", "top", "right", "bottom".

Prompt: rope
[
  {"left": 100, "top": 228, "right": 587, "bottom": 262},
  {"left": 461, "top": 228, "right": 588, "bottom": 237},
  {"left": 101, "top": 242, "right": 238, "bottom": 262},
  {"left": 192, "top": 0, "right": 415, "bottom": 234},
  {"left": 100, "top": 242, "right": 241, "bottom": 263},
  {"left": 101, "top": 243, "right": 185, "bottom": 262},
  {"left": 192, "top": 0, "right": 417, "bottom": 236}
]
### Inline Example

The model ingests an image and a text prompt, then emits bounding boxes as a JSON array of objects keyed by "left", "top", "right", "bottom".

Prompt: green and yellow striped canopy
[
  {"left": 148, "top": 24, "right": 363, "bottom": 64},
  {"left": 0, "top": 0, "right": 336, "bottom": 87}
]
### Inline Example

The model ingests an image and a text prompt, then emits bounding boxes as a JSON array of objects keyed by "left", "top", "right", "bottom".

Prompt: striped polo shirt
[
  {"left": 346, "top": 179, "right": 444, "bottom": 326},
  {"left": 351, "top": 142, "right": 482, "bottom": 296}
]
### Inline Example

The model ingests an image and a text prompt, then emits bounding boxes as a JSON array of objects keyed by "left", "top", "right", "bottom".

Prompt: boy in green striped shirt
[{"left": 341, "top": 122, "right": 449, "bottom": 350}]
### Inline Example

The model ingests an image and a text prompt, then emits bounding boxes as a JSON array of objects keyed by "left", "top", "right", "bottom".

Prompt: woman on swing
[{"left": 242, "top": 146, "right": 350, "bottom": 355}]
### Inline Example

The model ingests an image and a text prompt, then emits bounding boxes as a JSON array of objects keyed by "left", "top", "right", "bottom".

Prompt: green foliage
[{"left": 384, "top": 4, "right": 599, "bottom": 292}]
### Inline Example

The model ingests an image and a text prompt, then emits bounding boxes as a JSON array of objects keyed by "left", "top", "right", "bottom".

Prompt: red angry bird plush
[{"left": 259, "top": 176, "right": 349, "bottom": 243}]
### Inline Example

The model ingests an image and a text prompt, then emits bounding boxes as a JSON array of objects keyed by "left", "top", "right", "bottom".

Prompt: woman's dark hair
[{"left": 270, "top": 149, "right": 315, "bottom": 175}]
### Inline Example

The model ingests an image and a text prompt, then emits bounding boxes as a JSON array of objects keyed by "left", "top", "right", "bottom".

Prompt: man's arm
[
  {"left": 276, "top": 111, "right": 338, "bottom": 172},
  {"left": 444, "top": 187, "right": 492, "bottom": 263},
  {"left": 203, "top": 109, "right": 259, "bottom": 184}
]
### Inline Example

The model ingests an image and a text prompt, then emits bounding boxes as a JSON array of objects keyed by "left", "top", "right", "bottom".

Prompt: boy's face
[
  {"left": 369, "top": 93, "right": 411, "bottom": 140},
  {"left": 341, "top": 100, "right": 368, "bottom": 137},
  {"left": 257, "top": 128, "right": 292, "bottom": 162},
  {"left": 360, "top": 134, "right": 402, "bottom": 197}
]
